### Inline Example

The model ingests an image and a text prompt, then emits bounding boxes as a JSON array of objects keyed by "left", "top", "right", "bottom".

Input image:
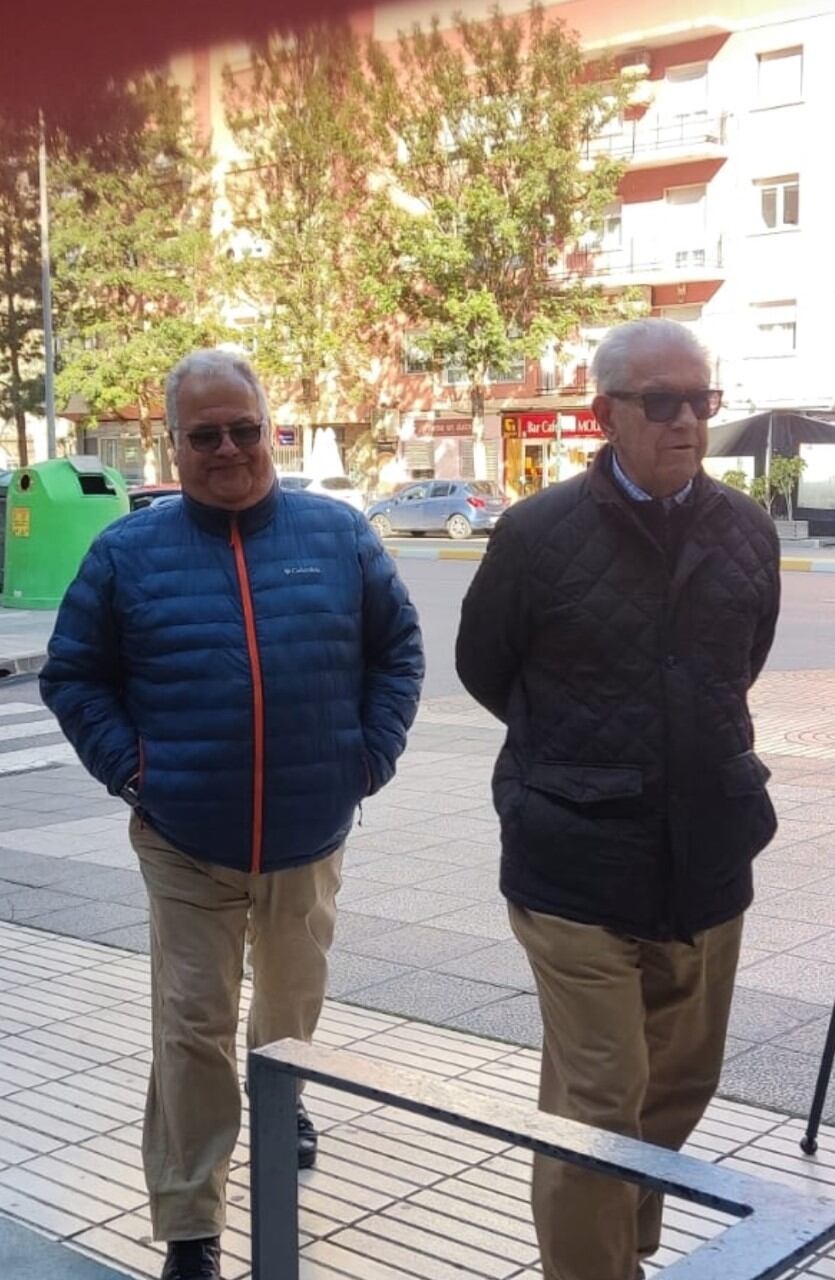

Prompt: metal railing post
[{"left": 248, "top": 1053, "right": 300, "bottom": 1280}]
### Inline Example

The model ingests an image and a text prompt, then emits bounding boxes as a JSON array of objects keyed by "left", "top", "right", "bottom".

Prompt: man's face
[
  {"left": 592, "top": 339, "right": 712, "bottom": 498},
  {"left": 173, "top": 371, "right": 274, "bottom": 510}
]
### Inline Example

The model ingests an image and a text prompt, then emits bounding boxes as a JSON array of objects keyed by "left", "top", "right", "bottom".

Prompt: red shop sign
[
  {"left": 520, "top": 412, "right": 556, "bottom": 439},
  {"left": 415, "top": 419, "right": 472, "bottom": 437}
]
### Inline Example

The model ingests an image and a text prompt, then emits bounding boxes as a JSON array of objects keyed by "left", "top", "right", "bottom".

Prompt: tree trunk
[
  {"left": 138, "top": 400, "right": 158, "bottom": 484},
  {"left": 2, "top": 215, "right": 28, "bottom": 466},
  {"left": 471, "top": 382, "right": 487, "bottom": 481}
]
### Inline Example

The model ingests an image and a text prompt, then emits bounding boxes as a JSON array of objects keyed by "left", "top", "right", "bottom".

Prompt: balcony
[
  {"left": 552, "top": 238, "right": 726, "bottom": 288},
  {"left": 538, "top": 365, "right": 588, "bottom": 396},
  {"left": 583, "top": 114, "right": 728, "bottom": 171}
]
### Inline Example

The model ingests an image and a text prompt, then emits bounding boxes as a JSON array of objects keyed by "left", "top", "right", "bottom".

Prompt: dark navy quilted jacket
[{"left": 41, "top": 484, "right": 424, "bottom": 874}]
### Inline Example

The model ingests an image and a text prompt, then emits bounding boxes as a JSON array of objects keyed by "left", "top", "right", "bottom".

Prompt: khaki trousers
[
  {"left": 509, "top": 904, "right": 743, "bottom": 1280},
  {"left": 130, "top": 815, "right": 343, "bottom": 1242}
]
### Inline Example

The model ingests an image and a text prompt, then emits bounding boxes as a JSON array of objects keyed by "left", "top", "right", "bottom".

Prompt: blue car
[{"left": 367, "top": 479, "right": 508, "bottom": 540}]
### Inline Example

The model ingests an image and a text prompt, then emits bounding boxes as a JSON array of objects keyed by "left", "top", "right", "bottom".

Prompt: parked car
[
  {"left": 276, "top": 471, "right": 364, "bottom": 512},
  {"left": 128, "top": 483, "right": 180, "bottom": 511},
  {"left": 366, "top": 479, "right": 508, "bottom": 540}
]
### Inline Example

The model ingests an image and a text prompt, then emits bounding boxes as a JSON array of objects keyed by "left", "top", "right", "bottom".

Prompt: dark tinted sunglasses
[
  {"left": 185, "top": 421, "right": 264, "bottom": 453},
  {"left": 607, "top": 390, "right": 722, "bottom": 424}
]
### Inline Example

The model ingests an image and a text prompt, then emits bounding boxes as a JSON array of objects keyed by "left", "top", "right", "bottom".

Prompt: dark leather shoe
[
  {"left": 298, "top": 1099, "right": 317, "bottom": 1169},
  {"left": 161, "top": 1237, "right": 221, "bottom": 1279}
]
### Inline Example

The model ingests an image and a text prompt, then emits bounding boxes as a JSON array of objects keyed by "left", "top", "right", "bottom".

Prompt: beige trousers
[
  {"left": 130, "top": 815, "right": 343, "bottom": 1242},
  {"left": 509, "top": 904, "right": 743, "bottom": 1280}
]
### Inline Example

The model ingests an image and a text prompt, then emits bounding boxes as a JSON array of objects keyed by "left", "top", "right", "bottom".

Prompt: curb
[
  {"left": 0, "top": 653, "right": 44, "bottom": 680},
  {"left": 388, "top": 543, "right": 835, "bottom": 572}
]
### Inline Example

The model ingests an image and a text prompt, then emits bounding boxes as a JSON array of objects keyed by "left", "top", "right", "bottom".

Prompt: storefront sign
[
  {"left": 415, "top": 419, "right": 472, "bottom": 437},
  {"left": 275, "top": 427, "right": 297, "bottom": 446},
  {"left": 502, "top": 411, "right": 603, "bottom": 441}
]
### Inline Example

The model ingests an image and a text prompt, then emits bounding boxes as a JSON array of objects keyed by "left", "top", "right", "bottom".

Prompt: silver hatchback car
[{"left": 366, "top": 480, "right": 508, "bottom": 540}]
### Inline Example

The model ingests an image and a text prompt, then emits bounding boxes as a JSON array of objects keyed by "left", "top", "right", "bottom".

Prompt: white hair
[
  {"left": 165, "top": 349, "right": 270, "bottom": 436},
  {"left": 591, "top": 318, "right": 711, "bottom": 393}
]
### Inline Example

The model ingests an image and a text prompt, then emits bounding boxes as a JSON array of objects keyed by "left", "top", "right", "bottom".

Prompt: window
[
  {"left": 751, "top": 300, "right": 797, "bottom": 355},
  {"left": 402, "top": 333, "right": 433, "bottom": 375},
  {"left": 589, "top": 202, "right": 623, "bottom": 252},
  {"left": 757, "top": 48, "right": 803, "bottom": 106},
  {"left": 754, "top": 175, "right": 799, "bottom": 231},
  {"left": 665, "top": 184, "right": 707, "bottom": 260},
  {"left": 658, "top": 305, "right": 703, "bottom": 333},
  {"left": 429, "top": 482, "right": 452, "bottom": 498},
  {"left": 664, "top": 63, "right": 708, "bottom": 118}
]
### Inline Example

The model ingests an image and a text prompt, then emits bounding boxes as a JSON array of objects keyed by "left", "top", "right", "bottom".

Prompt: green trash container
[{"left": 1, "top": 457, "right": 129, "bottom": 610}]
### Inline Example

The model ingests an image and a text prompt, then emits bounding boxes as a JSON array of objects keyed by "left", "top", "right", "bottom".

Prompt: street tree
[
  {"left": 222, "top": 24, "right": 386, "bottom": 463},
  {"left": 364, "top": 3, "right": 633, "bottom": 476},
  {"left": 0, "top": 117, "right": 43, "bottom": 466},
  {"left": 51, "top": 75, "right": 220, "bottom": 481}
]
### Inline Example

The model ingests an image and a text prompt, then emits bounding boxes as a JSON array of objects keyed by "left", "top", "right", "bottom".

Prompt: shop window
[{"left": 754, "top": 176, "right": 799, "bottom": 231}]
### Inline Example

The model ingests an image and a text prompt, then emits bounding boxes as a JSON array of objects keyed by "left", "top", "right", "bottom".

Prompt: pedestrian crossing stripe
[{"left": 0, "top": 701, "right": 75, "bottom": 775}]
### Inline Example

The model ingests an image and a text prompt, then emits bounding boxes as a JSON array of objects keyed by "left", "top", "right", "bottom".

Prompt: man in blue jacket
[{"left": 41, "top": 349, "right": 424, "bottom": 1280}]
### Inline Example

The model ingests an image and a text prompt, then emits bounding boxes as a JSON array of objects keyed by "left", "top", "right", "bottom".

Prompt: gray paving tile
[
  {"left": 21, "top": 901, "right": 149, "bottom": 942},
  {"left": 427, "top": 900, "right": 514, "bottom": 942},
  {"left": 790, "top": 930, "right": 835, "bottom": 964},
  {"left": 50, "top": 868, "right": 144, "bottom": 901},
  {"left": 738, "top": 952, "right": 835, "bottom": 1005},
  {"left": 443, "top": 994, "right": 543, "bottom": 1047},
  {"left": 771, "top": 1013, "right": 835, "bottom": 1058},
  {"left": 350, "top": 886, "right": 476, "bottom": 924},
  {"left": 0, "top": 850, "right": 88, "bottom": 887},
  {"left": 749, "top": 891, "right": 835, "bottom": 927},
  {"left": 727, "top": 986, "right": 826, "bottom": 1044},
  {"left": 345, "top": 830, "right": 451, "bottom": 860},
  {"left": 723, "top": 1035, "right": 756, "bottom": 1061},
  {"left": 344, "top": 970, "right": 517, "bottom": 1022},
  {"left": 753, "top": 859, "right": 833, "bottom": 892},
  {"left": 742, "top": 913, "right": 831, "bottom": 952},
  {"left": 327, "top": 952, "right": 410, "bottom": 999},
  {"left": 0, "top": 882, "right": 87, "bottom": 920},
  {"left": 720, "top": 1044, "right": 835, "bottom": 1124},
  {"left": 340, "top": 924, "right": 496, "bottom": 969},
  {"left": 92, "top": 924, "right": 151, "bottom": 955},
  {"left": 341, "top": 854, "right": 443, "bottom": 888},
  {"left": 420, "top": 866, "right": 500, "bottom": 900},
  {"left": 434, "top": 939, "right": 536, "bottom": 991},
  {"left": 332, "top": 911, "right": 402, "bottom": 947},
  {"left": 405, "top": 815, "right": 500, "bottom": 844}
]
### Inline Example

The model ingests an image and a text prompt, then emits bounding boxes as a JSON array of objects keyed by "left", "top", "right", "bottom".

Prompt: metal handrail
[
  {"left": 586, "top": 114, "right": 727, "bottom": 160},
  {"left": 248, "top": 1038, "right": 835, "bottom": 1280}
]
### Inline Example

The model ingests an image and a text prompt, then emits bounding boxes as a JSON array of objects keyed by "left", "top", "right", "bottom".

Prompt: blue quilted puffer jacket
[{"left": 41, "top": 484, "right": 424, "bottom": 874}]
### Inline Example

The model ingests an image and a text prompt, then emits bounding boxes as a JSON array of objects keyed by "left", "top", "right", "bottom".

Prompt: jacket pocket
[
  {"left": 524, "top": 761, "right": 643, "bottom": 804},
  {"left": 719, "top": 751, "right": 771, "bottom": 797}
]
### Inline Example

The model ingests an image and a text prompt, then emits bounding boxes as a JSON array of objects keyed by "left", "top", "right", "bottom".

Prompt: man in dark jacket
[
  {"left": 456, "top": 318, "right": 779, "bottom": 1280},
  {"left": 41, "top": 349, "right": 424, "bottom": 1280}
]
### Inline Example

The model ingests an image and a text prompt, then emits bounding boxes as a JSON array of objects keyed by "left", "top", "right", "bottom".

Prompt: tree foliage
[
  {"left": 0, "top": 116, "right": 43, "bottom": 465},
  {"left": 222, "top": 24, "right": 386, "bottom": 455},
  {"left": 51, "top": 75, "right": 220, "bottom": 480},
  {"left": 363, "top": 3, "right": 633, "bottom": 473}
]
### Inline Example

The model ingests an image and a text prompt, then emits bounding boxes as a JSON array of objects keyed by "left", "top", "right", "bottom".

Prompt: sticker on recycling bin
[{"left": 11, "top": 508, "right": 30, "bottom": 537}]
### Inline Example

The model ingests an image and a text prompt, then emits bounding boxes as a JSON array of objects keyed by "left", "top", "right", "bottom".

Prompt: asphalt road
[{"left": 396, "top": 554, "right": 835, "bottom": 698}]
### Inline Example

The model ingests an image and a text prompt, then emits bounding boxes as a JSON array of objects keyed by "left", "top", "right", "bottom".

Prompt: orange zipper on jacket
[{"left": 230, "top": 516, "right": 265, "bottom": 874}]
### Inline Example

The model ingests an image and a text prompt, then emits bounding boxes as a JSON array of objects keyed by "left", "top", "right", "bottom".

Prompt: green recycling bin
[{"left": 1, "top": 457, "right": 129, "bottom": 610}]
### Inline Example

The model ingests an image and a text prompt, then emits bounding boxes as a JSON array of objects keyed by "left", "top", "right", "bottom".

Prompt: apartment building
[{"left": 184, "top": 0, "right": 835, "bottom": 494}]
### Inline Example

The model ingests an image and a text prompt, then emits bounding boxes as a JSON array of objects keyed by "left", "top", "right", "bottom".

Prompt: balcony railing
[
  {"left": 585, "top": 114, "right": 727, "bottom": 163},
  {"left": 538, "top": 364, "right": 588, "bottom": 395},
  {"left": 553, "top": 238, "right": 724, "bottom": 284}
]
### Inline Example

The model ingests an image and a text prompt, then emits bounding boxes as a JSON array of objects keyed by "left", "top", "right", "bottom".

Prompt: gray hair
[
  {"left": 591, "top": 318, "right": 711, "bottom": 393},
  {"left": 165, "top": 349, "right": 270, "bottom": 436}
]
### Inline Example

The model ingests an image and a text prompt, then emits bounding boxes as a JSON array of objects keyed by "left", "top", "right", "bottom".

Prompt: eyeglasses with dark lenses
[
  {"left": 607, "top": 390, "right": 722, "bottom": 424},
  {"left": 185, "top": 421, "right": 264, "bottom": 453}
]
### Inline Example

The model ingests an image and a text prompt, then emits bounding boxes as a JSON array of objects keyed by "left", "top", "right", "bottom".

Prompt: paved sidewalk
[
  {"left": 0, "top": 922, "right": 831, "bottom": 1280},
  {"left": 0, "top": 674, "right": 833, "bottom": 1121}
]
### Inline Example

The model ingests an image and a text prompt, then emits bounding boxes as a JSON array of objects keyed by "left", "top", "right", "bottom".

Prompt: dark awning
[{"left": 707, "top": 411, "right": 835, "bottom": 467}]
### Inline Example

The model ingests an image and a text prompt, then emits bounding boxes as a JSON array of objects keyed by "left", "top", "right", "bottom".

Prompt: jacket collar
[
  {"left": 589, "top": 444, "right": 721, "bottom": 513},
  {"left": 182, "top": 482, "right": 279, "bottom": 538}
]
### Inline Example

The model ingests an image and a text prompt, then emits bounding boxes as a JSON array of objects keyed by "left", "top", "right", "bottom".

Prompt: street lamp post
[{"left": 38, "top": 111, "right": 57, "bottom": 459}]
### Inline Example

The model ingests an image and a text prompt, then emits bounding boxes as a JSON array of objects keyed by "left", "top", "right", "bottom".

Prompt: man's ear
[{"left": 592, "top": 393, "right": 616, "bottom": 444}]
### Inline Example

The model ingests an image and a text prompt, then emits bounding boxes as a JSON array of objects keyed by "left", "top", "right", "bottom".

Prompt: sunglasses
[
  {"left": 184, "top": 421, "right": 264, "bottom": 453},
  {"left": 607, "top": 390, "right": 722, "bottom": 424}
]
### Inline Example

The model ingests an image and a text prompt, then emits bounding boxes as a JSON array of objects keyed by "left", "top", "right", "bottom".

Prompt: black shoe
[
  {"left": 161, "top": 1237, "right": 221, "bottom": 1280},
  {"left": 298, "top": 1099, "right": 318, "bottom": 1169}
]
